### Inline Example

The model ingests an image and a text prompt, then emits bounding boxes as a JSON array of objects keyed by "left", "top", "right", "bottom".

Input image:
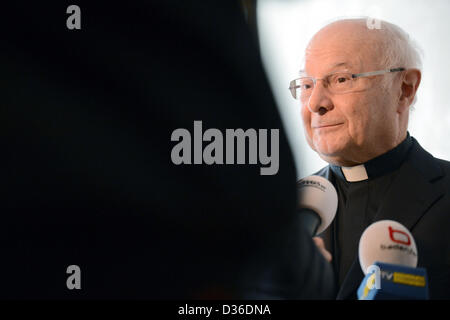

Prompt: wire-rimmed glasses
[{"left": 289, "top": 67, "right": 405, "bottom": 100}]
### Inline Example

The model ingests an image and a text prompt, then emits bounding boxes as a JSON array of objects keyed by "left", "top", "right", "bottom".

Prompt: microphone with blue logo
[{"left": 357, "top": 220, "right": 429, "bottom": 300}]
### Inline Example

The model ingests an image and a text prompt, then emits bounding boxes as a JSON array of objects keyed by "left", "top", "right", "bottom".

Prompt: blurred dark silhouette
[{"left": 1, "top": 1, "right": 335, "bottom": 299}]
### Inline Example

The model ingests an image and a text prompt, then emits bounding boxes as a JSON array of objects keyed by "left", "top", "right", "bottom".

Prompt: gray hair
[
  {"left": 373, "top": 18, "right": 423, "bottom": 108},
  {"left": 377, "top": 19, "right": 423, "bottom": 71}
]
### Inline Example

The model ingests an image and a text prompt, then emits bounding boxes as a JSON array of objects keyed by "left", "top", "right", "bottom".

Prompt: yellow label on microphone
[
  {"left": 362, "top": 273, "right": 376, "bottom": 299},
  {"left": 393, "top": 272, "right": 426, "bottom": 287}
]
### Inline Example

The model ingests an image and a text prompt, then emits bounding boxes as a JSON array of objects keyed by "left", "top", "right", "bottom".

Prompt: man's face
[{"left": 301, "top": 23, "right": 400, "bottom": 166}]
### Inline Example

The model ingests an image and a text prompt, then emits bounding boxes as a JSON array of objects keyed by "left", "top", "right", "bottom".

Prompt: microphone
[
  {"left": 297, "top": 175, "right": 338, "bottom": 236},
  {"left": 357, "top": 220, "right": 429, "bottom": 300}
]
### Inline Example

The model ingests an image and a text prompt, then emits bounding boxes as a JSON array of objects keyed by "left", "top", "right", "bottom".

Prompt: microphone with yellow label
[{"left": 357, "top": 220, "right": 429, "bottom": 300}]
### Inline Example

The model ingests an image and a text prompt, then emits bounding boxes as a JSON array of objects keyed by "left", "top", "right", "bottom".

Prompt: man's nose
[{"left": 306, "top": 79, "right": 334, "bottom": 115}]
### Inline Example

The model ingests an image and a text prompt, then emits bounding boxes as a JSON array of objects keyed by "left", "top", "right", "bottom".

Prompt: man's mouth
[{"left": 312, "top": 123, "right": 344, "bottom": 129}]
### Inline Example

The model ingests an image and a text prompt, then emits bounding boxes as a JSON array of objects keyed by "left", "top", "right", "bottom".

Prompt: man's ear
[{"left": 398, "top": 68, "right": 421, "bottom": 113}]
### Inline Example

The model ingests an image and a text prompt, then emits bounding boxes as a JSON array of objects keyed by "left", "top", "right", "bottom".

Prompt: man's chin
[
  {"left": 314, "top": 145, "right": 349, "bottom": 166},
  {"left": 317, "top": 153, "right": 341, "bottom": 166},
  {"left": 314, "top": 144, "right": 343, "bottom": 159},
  {"left": 309, "top": 139, "right": 351, "bottom": 165},
  {"left": 316, "top": 150, "right": 362, "bottom": 167}
]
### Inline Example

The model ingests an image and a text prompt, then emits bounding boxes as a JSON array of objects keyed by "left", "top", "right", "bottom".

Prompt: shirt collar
[{"left": 330, "top": 132, "right": 413, "bottom": 182}]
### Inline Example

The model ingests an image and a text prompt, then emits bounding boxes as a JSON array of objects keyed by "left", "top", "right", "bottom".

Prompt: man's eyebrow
[{"left": 331, "top": 62, "right": 351, "bottom": 70}]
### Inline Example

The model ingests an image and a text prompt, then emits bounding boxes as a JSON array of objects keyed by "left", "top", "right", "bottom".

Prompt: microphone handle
[{"left": 299, "top": 208, "right": 321, "bottom": 236}]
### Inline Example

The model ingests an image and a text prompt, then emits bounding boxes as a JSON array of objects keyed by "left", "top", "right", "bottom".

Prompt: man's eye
[
  {"left": 337, "top": 77, "right": 347, "bottom": 83},
  {"left": 302, "top": 84, "right": 312, "bottom": 89}
]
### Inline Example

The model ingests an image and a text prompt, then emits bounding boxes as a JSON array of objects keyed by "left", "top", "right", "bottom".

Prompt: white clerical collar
[{"left": 341, "top": 165, "right": 369, "bottom": 182}]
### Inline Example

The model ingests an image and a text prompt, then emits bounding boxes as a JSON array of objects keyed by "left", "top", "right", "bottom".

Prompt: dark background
[{"left": 0, "top": 1, "right": 334, "bottom": 299}]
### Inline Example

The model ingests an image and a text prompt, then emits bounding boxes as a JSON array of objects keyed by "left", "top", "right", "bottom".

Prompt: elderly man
[{"left": 290, "top": 18, "right": 450, "bottom": 299}]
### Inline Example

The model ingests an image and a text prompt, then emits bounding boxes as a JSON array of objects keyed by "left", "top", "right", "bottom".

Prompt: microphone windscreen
[
  {"left": 359, "top": 220, "right": 418, "bottom": 274},
  {"left": 298, "top": 175, "right": 338, "bottom": 235}
]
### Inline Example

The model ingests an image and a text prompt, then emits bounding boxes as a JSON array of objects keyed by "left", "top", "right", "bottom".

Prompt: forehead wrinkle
[
  {"left": 304, "top": 34, "right": 380, "bottom": 75},
  {"left": 305, "top": 20, "right": 389, "bottom": 71},
  {"left": 304, "top": 49, "right": 363, "bottom": 76}
]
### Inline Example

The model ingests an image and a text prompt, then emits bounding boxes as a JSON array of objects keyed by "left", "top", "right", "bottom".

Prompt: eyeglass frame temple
[{"left": 351, "top": 67, "right": 406, "bottom": 79}]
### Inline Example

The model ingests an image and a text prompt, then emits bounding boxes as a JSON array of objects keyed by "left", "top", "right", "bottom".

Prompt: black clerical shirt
[{"left": 328, "top": 133, "right": 413, "bottom": 286}]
